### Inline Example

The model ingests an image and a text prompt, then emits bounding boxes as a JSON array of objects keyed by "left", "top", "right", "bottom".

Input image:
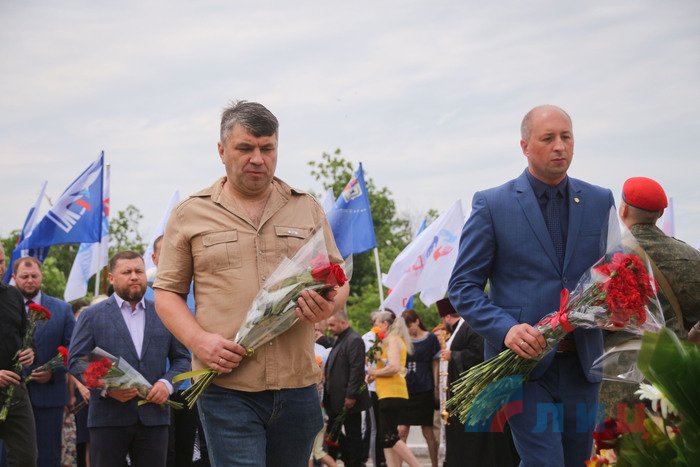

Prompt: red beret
[
  {"left": 436, "top": 297, "right": 458, "bottom": 317},
  {"left": 622, "top": 177, "right": 668, "bottom": 212}
]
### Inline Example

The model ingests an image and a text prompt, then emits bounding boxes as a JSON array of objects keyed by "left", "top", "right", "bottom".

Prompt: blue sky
[{"left": 2, "top": 0, "right": 699, "bottom": 245}]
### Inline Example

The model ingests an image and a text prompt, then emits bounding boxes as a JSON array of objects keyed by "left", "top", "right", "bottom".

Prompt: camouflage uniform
[
  {"left": 600, "top": 223, "right": 700, "bottom": 416},
  {"left": 631, "top": 223, "right": 700, "bottom": 336}
]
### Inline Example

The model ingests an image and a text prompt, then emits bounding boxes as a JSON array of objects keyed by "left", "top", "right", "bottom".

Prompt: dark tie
[
  {"left": 25, "top": 299, "right": 34, "bottom": 316},
  {"left": 545, "top": 187, "right": 565, "bottom": 263}
]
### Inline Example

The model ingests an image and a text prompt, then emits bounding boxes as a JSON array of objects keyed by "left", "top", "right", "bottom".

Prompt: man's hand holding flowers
[
  {"left": 145, "top": 380, "right": 171, "bottom": 405},
  {"left": 16, "top": 347, "right": 35, "bottom": 367},
  {"left": 295, "top": 260, "right": 348, "bottom": 324},
  {"left": 191, "top": 329, "right": 246, "bottom": 375},
  {"left": 504, "top": 323, "right": 548, "bottom": 359}
]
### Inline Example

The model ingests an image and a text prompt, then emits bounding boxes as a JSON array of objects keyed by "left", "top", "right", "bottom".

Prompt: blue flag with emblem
[
  {"left": 326, "top": 163, "right": 376, "bottom": 257},
  {"left": 13, "top": 152, "right": 104, "bottom": 254}
]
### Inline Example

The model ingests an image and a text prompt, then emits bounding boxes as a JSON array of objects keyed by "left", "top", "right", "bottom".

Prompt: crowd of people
[{"left": 1, "top": 101, "right": 698, "bottom": 467}]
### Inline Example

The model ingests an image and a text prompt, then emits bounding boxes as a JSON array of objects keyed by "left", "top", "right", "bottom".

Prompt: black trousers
[
  {"left": 0, "top": 385, "right": 37, "bottom": 467},
  {"left": 327, "top": 411, "right": 363, "bottom": 467},
  {"left": 90, "top": 423, "right": 169, "bottom": 467},
  {"left": 167, "top": 391, "right": 199, "bottom": 467}
]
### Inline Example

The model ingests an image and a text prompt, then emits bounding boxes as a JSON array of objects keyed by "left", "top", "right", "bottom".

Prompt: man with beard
[
  {"left": 68, "top": 251, "right": 190, "bottom": 467},
  {"left": 437, "top": 298, "right": 518, "bottom": 467},
  {"left": 12, "top": 256, "right": 74, "bottom": 467}
]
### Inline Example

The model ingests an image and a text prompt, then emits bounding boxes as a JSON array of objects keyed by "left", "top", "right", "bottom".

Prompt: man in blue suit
[
  {"left": 448, "top": 105, "right": 614, "bottom": 467},
  {"left": 69, "top": 251, "right": 190, "bottom": 467},
  {"left": 13, "top": 257, "right": 75, "bottom": 467}
]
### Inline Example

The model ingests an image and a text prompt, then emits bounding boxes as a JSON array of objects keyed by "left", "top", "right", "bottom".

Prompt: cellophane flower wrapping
[
  {"left": 178, "top": 227, "right": 348, "bottom": 409},
  {"left": 448, "top": 210, "right": 664, "bottom": 427},
  {"left": 83, "top": 347, "right": 182, "bottom": 409}
]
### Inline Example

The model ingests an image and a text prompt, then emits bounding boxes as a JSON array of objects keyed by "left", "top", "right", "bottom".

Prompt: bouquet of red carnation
[
  {"left": 176, "top": 228, "right": 348, "bottom": 409},
  {"left": 83, "top": 347, "right": 183, "bottom": 409},
  {"left": 448, "top": 227, "right": 664, "bottom": 426},
  {"left": 25, "top": 346, "right": 69, "bottom": 383},
  {"left": 0, "top": 302, "right": 52, "bottom": 421}
]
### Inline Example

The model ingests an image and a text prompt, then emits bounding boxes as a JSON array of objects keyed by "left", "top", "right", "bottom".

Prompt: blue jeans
[{"left": 198, "top": 384, "right": 323, "bottom": 467}]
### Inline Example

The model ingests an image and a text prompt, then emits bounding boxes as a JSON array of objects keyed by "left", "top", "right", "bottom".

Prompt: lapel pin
[{"left": 574, "top": 197, "right": 580, "bottom": 204}]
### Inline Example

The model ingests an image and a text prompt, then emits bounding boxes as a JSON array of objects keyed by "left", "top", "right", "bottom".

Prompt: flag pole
[
  {"left": 373, "top": 247, "right": 384, "bottom": 309},
  {"left": 94, "top": 163, "right": 110, "bottom": 296}
]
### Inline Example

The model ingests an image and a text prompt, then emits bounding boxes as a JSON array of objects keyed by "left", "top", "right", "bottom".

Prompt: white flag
[
  {"left": 64, "top": 165, "right": 110, "bottom": 302},
  {"left": 381, "top": 200, "right": 464, "bottom": 311},
  {"left": 660, "top": 197, "right": 675, "bottom": 237},
  {"left": 319, "top": 187, "right": 335, "bottom": 214},
  {"left": 144, "top": 191, "right": 181, "bottom": 279}
]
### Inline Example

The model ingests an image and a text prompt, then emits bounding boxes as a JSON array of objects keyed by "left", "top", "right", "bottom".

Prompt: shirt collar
[
  {"left": 525, "top": 170, "right": 568, "bottom": 199},
  {"left": 113, "top": 293, "right": 146, "bottom": 313},
  {"left": 26, "top": 291, "right": 42, "bottom": 305}
]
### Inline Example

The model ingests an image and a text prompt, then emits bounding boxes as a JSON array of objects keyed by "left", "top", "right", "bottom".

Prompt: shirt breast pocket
[
  {"left": 201, "top": 230, "right": 242, "bottom": 271},
  {"left": 275, "top": 225, "right": 311, "bottom": 259}
]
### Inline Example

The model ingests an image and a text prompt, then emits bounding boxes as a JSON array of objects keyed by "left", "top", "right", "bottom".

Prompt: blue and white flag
[
  {"left": 326, "top": 163, "right": 376, "bottom": 257},
  {"left": 64, "top": 164, "right": 110, "bottom": 302},
  {"left": 17, "top": 152, "right": 104, "bottom": 251},
  {"left": 2, "top": 181, "right": 48, "bottom": 284},
  {"left": 381, "top": 200, "right": 464, "bottom": 312},
  {"left": 404, "top": 217, "right": 428, "bottom": 311}
]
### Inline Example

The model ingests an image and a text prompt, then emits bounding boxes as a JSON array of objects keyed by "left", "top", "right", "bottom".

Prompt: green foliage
[
  {"left": 308, "top": 149, "right": 442, "bottom": 334},
  {"left": 40, "top": 256, "right": 67, "bottom": 297},
  {"left": 109, "top": 204, "right": 146, "bottom": 256}
]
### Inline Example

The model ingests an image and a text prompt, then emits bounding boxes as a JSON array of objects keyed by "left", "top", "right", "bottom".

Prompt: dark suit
[
  {"left": 324, "top": 327, "right": 370, "bottom": 467},
  {"left": 444, "top": 318, "right": 518, "bottom": 467},
  {"left": 449, "top": 170, "right": 614, "bottom": 467},
  {"left": 68, "top": 295, "right": 190, "bottom": 467},
  {"left": 26, "top": 293, "right": 74, "bottom": 467}
]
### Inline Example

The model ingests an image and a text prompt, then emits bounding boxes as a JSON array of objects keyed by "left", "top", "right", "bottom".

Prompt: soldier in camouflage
[
  {"left": 600, "top": 177, "right": 700, "bottom": 417},
  {"left": 619, "top": 177, "right": 700, "bottom": 337}
]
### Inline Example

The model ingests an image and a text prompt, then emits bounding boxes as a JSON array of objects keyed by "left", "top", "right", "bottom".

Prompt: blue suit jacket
[
  {"left": 26, "top": 293, "right": 75, "bottom": 408},
  {"left": 68, "top": 295, "right": 191, "bottom": 428},
  {"left": 448, "top": 170, "right": 614, "bottom": 382}
]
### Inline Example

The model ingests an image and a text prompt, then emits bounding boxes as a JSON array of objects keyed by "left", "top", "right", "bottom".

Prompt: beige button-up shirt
[{"left": 154, "top": 176, "right": 343, "bottom": 391}]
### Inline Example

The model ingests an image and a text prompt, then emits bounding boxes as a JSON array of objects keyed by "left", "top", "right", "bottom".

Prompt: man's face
[
  {"left": 217, "top": 123, "right": 278, "bottom": 197},
  {"left": 441, "top": 315, "right": 458, "bottom": 333},
  {"left": 152, "top": 239, "right": 162, "bottom": 267},
  {"left": 521, "top": 107, "right": 574, "bottom": 185},
  {"left": 327, "top": 316, "right": 347, "bottom": 336},
  {"left": 0, "top": 247, "right": 5, "bottom": 277},
  {"left": 14, "top": 261, "right": 43, "bottom": 299},
  {"left": 109, "top": 257, "right": 147, "bottom": 303}
]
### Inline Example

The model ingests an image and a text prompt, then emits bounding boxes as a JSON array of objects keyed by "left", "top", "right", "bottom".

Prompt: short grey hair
[
  {"left": 220, "top": 100, "right": 278, "bottom": 143},
  {"left": 520, "top": 105, "right": 572, "bottom": 141}
]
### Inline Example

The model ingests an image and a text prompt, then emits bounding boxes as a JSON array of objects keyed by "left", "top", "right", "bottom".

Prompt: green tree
[
  {"left": 308, "top": 149, "right": 443, "bottom": 333},
  {"left": 109, "top": 204, "right": 146, "bottom": 256}
]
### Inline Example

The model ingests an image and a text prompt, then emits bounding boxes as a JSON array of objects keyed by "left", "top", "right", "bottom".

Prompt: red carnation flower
[
  {"left": 28, "top": 302, "right": 52, "bottom": 321},
  {"left": 83, "top": 357, "right": 113, "bottom": 388},
  {"left": 58, "top": 346, "right": 69, "bottom": 367}
]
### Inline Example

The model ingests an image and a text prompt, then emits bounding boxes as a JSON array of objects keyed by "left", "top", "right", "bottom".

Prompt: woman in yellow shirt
[{"left": 367, "top": 311, "right": 421, "bottom": 467}]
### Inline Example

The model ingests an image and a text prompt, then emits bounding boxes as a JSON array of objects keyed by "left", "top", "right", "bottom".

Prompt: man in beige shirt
[{"left": 154, "top": 100, "right": 349, "bottom": 466}]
